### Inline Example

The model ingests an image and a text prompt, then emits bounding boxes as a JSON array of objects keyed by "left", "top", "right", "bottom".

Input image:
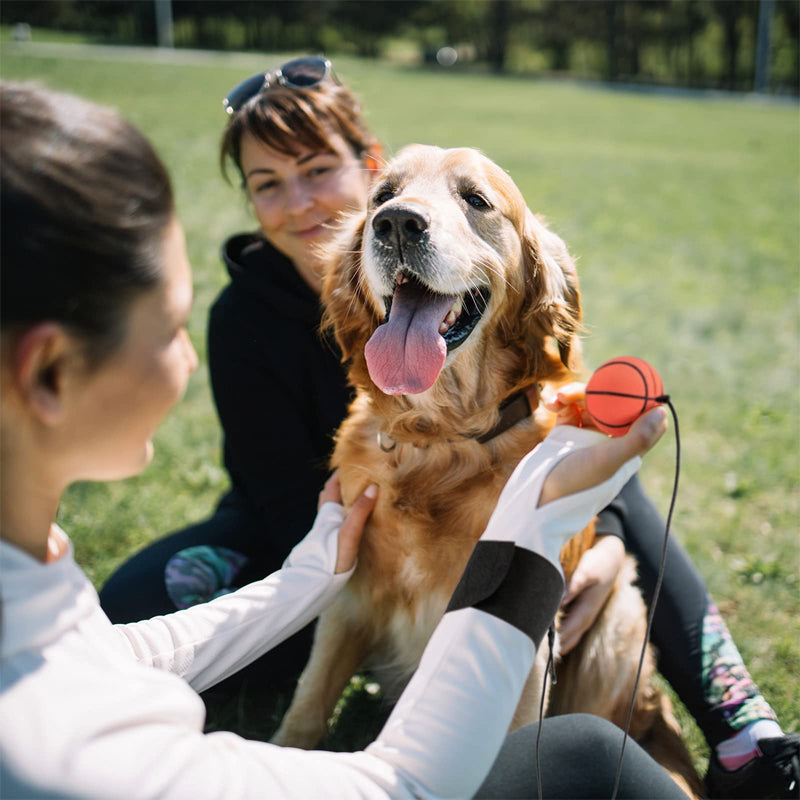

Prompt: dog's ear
[
  {"left": 320, "top": 212, "right": 377, "bottom": 364},
  {"left": 519, "top": 208, "right": 583, "bottom": 370}
]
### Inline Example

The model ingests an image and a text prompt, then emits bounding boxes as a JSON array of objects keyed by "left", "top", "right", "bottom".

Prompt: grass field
[{"left": 2, "top": 37, "right": 798, "bottom": 774}]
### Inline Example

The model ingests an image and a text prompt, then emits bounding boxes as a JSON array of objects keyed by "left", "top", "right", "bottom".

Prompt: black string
[
  {"left": 534, "top": 396, "right": 680, "bottom": 800},
  {"left": 535, "top": 624, "right": 557, "bottom": 800},
  {"left": 610, "top": 395, "right": 679, "bottom": 799}
]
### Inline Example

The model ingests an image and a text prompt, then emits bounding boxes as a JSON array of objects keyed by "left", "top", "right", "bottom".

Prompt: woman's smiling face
[{"left": 240, "top": 130, "right": 372, "bottom": 291}]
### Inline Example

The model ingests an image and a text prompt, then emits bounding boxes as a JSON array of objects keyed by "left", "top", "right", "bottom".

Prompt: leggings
[
  {"left": 477, "top": 714, "right": 687, "bottom": 799},
  {"left": 596, "top": 476, "right": 775, "bottom": 746}
]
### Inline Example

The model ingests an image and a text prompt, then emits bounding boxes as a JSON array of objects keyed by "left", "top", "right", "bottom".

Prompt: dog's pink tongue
[{"left": 365, "top": 283, "right": 456, "bottom": 395}]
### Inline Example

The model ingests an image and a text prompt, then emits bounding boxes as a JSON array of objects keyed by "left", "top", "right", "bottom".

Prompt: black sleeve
[
  {"left": 594, "top": 492, "right": 629, "bottom": 547},
  {"left": 207, "top": 294, "right": 329, "bottom": 559}
]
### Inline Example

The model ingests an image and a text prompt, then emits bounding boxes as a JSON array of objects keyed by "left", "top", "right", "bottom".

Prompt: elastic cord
[
  {"left": 610, "top": 395, "right": 679, "bottom": 799},
  {"left": 534, "top": 397, "right": 680, "bottom": 800},
  {"left": 535, "top": 624, "right": 558, "bottom": 800}
]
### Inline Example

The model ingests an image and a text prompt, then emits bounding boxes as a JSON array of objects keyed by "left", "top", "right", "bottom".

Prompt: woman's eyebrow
[
  {"left": 297, "top": 151, "right": 334, "bottom": 165},
  {"left": 245, "top": 152, "right": 333, "bottom": 180},
  {"left": 245, "top": 166, "right": 275, "bottom": 179}
]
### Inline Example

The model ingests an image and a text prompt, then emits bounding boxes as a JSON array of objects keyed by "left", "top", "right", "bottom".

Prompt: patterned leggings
[{"left": 597, "top": 476, "right": 776, "bottom": 746}]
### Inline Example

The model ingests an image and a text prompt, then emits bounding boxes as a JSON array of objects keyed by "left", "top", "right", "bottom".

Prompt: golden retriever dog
[{"left": 272, "top": 144, "right": 702, "bottom": 797}]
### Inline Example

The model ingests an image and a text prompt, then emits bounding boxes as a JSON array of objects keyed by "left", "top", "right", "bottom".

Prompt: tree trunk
[{"left": 488, "top": 0, "right": 512, "bottom": 74}]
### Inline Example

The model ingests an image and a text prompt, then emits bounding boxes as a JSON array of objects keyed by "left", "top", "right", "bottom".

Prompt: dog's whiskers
[
  {"left": 329, "top": 262, "right": 368, "bottom": 326},
  {"left": 475, "top": 258, "right": 518, "bottom": 295},
  {"left": 343, "top": 269, "right": 369, "bottom": 322}
]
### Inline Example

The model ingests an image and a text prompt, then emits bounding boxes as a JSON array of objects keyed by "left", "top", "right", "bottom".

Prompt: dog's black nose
[{"left": 372, "top": 205, "right": 429, "bottom": 246}]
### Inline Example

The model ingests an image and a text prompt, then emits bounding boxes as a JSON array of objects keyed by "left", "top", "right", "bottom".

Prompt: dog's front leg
[{"left": 271, "top": 596, "right": 369, "bottom": 749}]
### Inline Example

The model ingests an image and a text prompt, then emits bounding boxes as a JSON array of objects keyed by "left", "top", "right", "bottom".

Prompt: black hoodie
[{"left": 208, "top": 233, "right": 352, "bottom": 559}]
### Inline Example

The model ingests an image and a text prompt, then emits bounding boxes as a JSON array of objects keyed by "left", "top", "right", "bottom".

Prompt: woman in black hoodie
[{"left": 101, "top": 58, "right": 381, "bottom": 679}]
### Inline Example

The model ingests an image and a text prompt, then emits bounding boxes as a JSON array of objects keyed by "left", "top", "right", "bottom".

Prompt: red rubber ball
[{"left": 585, "top": 356, "right": 664, "bottom": 437}]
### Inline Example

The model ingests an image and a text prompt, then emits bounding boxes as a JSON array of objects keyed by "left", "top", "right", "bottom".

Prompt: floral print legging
[{"left": 597, "top": 476, "right": 777, "bottom": 746}]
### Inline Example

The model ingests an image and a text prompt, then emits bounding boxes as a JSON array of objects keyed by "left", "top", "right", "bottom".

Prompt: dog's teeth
[
  {"left": 439, "top": 309, "right": 457, "bottom": 335},
  {"left": 439, "top": 299, "right": 463, "bottom": 335},
  {"left": 396, "top": 273, "right": 408, "bottom": 286}
]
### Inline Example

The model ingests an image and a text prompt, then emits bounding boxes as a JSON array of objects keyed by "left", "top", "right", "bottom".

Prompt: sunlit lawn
[{"left": 2, "top": 37, "right": 798, "bottom": 771}]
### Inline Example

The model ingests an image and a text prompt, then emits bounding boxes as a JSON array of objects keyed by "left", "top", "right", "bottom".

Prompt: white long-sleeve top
[{"left": 0, "top": 426, "right": 639, "bottom": 799}]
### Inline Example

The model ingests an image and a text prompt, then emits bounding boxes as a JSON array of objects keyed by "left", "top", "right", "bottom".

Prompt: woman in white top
[{"left": 0, "top": 81, "right": 682, "bottom": 800}]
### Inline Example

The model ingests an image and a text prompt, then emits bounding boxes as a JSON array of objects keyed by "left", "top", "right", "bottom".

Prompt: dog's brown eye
[
  {"left": 375, "top": 189, "right": 395, "bottom": 206},
  {"left": 465, "top": 193, "right": 490, "bottom": 210}
]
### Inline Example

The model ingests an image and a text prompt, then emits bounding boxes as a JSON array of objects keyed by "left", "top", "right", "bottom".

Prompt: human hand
[
  {"left": 543, "top": 382, "right": 594, "bottom": 429},
  {"left": 536, "top": 406, "right": 666, "bottom": 508},
  {"left": 481, "top": 406, "right": 667, "bottom": 571},
  {"left": 558, "top": 534, "right": 625, "bottom": 653},
  {"left": 318, "top": 471, "right": 379, "bottom": 574}
]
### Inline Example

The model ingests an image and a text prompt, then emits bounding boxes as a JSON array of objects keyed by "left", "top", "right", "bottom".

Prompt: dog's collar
[
  {"left": 476, "top": 390, "right": 533, "bottom": 443},
  {"left": 376, "top": 388, "right": 534, "bottom": 452}
]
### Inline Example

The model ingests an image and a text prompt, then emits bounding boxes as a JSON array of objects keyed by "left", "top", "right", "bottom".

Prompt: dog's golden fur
[{"left": 272, "top": 145, "right": 701, "bottom": 797}]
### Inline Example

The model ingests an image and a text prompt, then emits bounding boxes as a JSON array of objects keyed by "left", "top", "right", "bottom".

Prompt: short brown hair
[{"left": 220, "top": 80, "right": 378, "bottom": 184}]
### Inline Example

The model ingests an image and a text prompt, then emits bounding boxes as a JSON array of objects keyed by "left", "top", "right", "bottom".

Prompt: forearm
[
  {"left": 114, "top": 503, "right": 350, "bottom": 692},
  {"left": 365, "top": 426, "right": 642, "bottom": 797},
  {"left": 368, "top": 561, "right": 561, "bottom": 797}
]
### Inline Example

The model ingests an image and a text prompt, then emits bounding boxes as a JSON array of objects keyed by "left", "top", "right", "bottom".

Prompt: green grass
[{"left": 2, "top": 41, "right": 798, "bottom": 770}]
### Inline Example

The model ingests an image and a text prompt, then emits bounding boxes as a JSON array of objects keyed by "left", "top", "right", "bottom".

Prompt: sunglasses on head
[{"left": 222, "top": 56, "right": 333, "bottom": 115}]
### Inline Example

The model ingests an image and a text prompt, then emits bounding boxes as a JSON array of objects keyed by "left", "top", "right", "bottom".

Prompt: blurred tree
[
  {"left": 775, "top": 0, "right": 799, "bottom": 90},
  {"left": 754, "top": 0, "right": 775, "bottom": 92},
  {"left": 1, "top": 0, "right": 794, "bottom": 94},
  {"left": 709, "top": 0, "right": 759, "bottom": 89},
  {"left": 324, "top": 0, "right": 428, "bottom": 57},
  {"left": 487, "top": 0, "right": 512, "bottom": 72}
]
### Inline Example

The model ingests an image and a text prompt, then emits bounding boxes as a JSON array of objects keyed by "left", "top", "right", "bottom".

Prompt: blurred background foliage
[{"left": 2, "top": 0, "right": 798, "bottom": 94}]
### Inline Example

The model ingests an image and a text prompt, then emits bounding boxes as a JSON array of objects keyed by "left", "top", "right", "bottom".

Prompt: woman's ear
[{"left": 10, "top": 323, "right": 72, "bottom": 424}]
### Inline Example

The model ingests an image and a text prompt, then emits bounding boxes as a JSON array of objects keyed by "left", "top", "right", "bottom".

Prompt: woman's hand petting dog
[
  {"left": 559, "top": 534, "right": 625, "bottom": 654},
  {"left": 319, "top": 471, "right": 379, "bottom": 574}
]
